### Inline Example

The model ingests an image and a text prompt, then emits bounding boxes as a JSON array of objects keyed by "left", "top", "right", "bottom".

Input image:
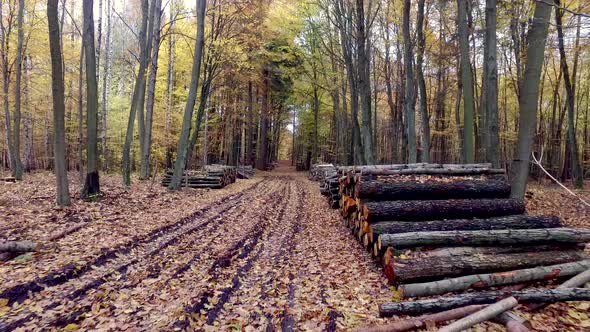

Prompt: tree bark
[
  {"left": 402, "top": 0, "right": 416, "bottom": 163},
  {"left": 416, "top": 0, "right": 429, "bottom": 163},
  {"left": 379, "top": 288, "right": 590, "bottom": 317},
  {"left": 364, "top": 198, "right": 525, "bottom": 223},
  {"left": 356, "top": 0, "right": 375, "bottom": 165},
  {"left": 48, "top": 0, "right": 71, "bottom": 206},
  {"left": 510, "top": 0, "right": 551, "bottom": 199},
  {"left": 367, "top": 215, "right": 560, "bottom": 242},
  {"left": 383, "top": 249, "right": 588, "bottom": 284},
  {"left": 355, "top": 179, "right": 511, "bottom": 200},
  {"left": 82, "top": 0, "right": 100, "bottom": 198},
  {"left": 378, "top": 228, "right": 590, "bottom": 251},
  {"left": 0, "top": 240, "right": 37, "bottom": 253},
  {"left": 100, "top": 0, "right": 112, "bottom": 171},
  {"left": 23, "top": 55, "right": 33, "bottom": 171},
  {"left": 483, "top": 0, "right": 500, "bottom": 168},
  {"left": 457, "top": 0, "right": 475, "bottom": 163},
  {"left": 168, "top": 0, "right": 207, "bottom": 190},
  {"left": 438, "top": 297, "right": 518, "bottom": 332},
  {"left": 355, "top": 305, "right": 486, "bottom": 332},
  {"left": 400, "top": 260, "right": 590, "bottom": 298},
  {"left": 12, "top": 0, "right": 25, "bottom": 180}
]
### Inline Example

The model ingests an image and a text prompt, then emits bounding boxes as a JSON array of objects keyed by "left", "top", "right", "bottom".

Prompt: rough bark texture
[
  {"left": 379, "top": 288, "right": 590, "bottom": 317},
  {"left": 438, "top": 297, "right": 518, "bottom": 332},
  {"left": 383, "top": 249, "right": 588, "bottom": 284},
  {"left": 364, "top": 198, "right": 525, "bottom": 223},
  {"left": 368, "top": 215, "right": 560, "bottom": 241},
  {"left": 402, "top": 0, "right": 416, "bottom": 163},
  {"left": 457, "top": 0, "right": 475, "bottom": 163},
  {"left": 13, "top": 0, "right": 25, "bottom": 180},
  {"left": 400, "top": 260, "right": 590, "bottom": 297},
  {"left": 379, "top": 228, "right": 590, "bottom": 250},
  {"left": 355, "top": 179, "right": 510, "bottom": 200}
]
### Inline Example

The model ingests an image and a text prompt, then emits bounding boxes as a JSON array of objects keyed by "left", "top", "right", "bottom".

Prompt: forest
[{"left": 1, "top": 0, "right": 590, "bottom": 330}]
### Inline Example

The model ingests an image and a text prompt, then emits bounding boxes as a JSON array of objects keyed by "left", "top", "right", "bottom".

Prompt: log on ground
[
  {"left": 367, "top": 215, "right": 560, "bottom": 242},
  {"left": 438, "top": 297, "right": 518, "bottom": 332},
  {"left": 400, "top": 259, "right": 590, "bottom": 297},
  {"left": 363, "top": 199, "right": 525, "bottom": 222},
  {"left": 382, "top": 248, "right": 588, "bottom": 284},
  {"left": 0, "top": 240, "right": 37, "bottom": 253},
  {"left": 379, "top": 288, "right": 590, "bottom": 317},
  {"left": 378, "top": 228, "right": 590, "bottom": 251},
  {"left": 354, "top": 179, "right": 511, "bottom": 201}
]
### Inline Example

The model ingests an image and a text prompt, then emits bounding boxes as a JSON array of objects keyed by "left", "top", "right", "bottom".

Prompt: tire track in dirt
[
  {"left": 174, "top": 178, "right": 292, "bottom": 330},
  {"left": 0, "top": 179, "right": 274, "bottom": 331}
]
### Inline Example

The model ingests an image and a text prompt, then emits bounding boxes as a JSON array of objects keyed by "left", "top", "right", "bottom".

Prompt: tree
[
  {"left": 356, "top": 0, "right": 375, "bottom": 165},
  {"left": 48, "top": 0, "right": 71, "bottom": 206},
  {"left": 554, "top": 0, "right": 583, "bottom": 189},
  {"left": 483, "top": 0, "right": 499, "bottom": 168},
  {"left": 403, "top": 0, "right": 417, "bottom": 163},
  {"left": 457, "top": 0, "right": 475, "bottom": 163},
  {"left": 416, "top": 0, "right": 429, "bottom": 162},
  {"left": 1, "top": 0, "right": 17, "bottom": 178},
  {"left": 511, "top": 0, "right": 551, "bottom": 199},
  {"left": 12, "top": 0, "right": 25, "bottom": 180},
  {"left": 101, "top": 0, "right": 112, "bottom": 170},
  {"left": 168, "top": 0, "right": 207, "bottom": 190},
  {"left": 82, "top": 0, "right": 100, "bottom": 198}
]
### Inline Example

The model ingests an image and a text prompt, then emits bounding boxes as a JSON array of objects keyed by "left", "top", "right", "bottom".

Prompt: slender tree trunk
[
  {"left": 484, "top": 0, "right": 500, "bottom": 168},
  {"left": 48, "top": 0, "right": 71, "bottom": 206},
  {"left": 246, "top": 81, "right": 254, "bottom": 165},
  {"left": 511, "top": 0, "right": 551, "bottom": 199},
  {"left": 101, "top": 0, "right": 112, "bottom": 171},
  {"left": 356, "top": 0, "right": 375, "bottom": 165},
  {"left": 78, "top": 46, "right": 85, "bottom": 183},
  {"left": 23, "top": 55, "right": 33, "bottom": 171},
  {"left": 0, "top": 2, "right": 16, "bottom": 177},
  {"left": 141, "top": 0, "right": 162, "bottom": 179},
  {"left": 554, "top": 0, "right": 583, "bottom": 189},
  {"left": 82, "top": 0, "right": 100, "bottom": 197},
  {"left": 403, "top": 0, "right": 417, "bottom": 163},
  {"left": 257, "top": 71, "right": 270, "bottom": 170},
  {"left": 165, "top": 0, "right": 176, "bottom": 169},
  {"left": 416, "top": 0, "right": 429, "bottom": 163},
  {"left": 122, "top": 0, "right": 150, "bottom": 186},
  {"left": 12, "top": 0, "right": 25, "bottom": 180},
  {"left": 168, "top": 0, "right": 206, "bottom": 190},
  {"left": 458, "top": 0, "right": 475, "bottom": 163}
]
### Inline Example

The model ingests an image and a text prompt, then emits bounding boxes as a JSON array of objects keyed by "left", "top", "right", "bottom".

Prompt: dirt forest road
[{"left": 0, "top": 165, "right": 391, "bottom": 331}]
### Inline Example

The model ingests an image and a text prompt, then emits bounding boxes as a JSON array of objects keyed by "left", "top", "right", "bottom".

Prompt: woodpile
[
  {"left": 237, "top": 165, "right": 255, "bottom": 179},
  {"left": 323, "top": 163, "right": 590, "bottom": 330},
  {"left": 310, "top": 164, "right": 344, "bottom": 208},
  {"left": 161, "top": 165, "right": 237, "bottom": 189}
]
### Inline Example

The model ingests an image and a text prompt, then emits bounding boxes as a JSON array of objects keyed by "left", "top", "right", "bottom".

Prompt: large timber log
[
  {"left": 399, "top": 260, "right": 590, "bottom": 297},
  {"left": 379, "top": 288, "right": 590, "bottom": 317},
  {"left": 354, "top": 179, "right": 511, "bottom": 201},
  {"left": 382, "top": 248, "right": 588, "bottom": 284},
  {"left": 378, "top": 228, "right": 590, "bottom": 251},
  {"left": 366, "top": 215, "right": 560, "bottom": 243},
  {"left": 361, "top": 168, "right": 505, "bottom": 176},
  {"left": 363, "top": 199, "right": 525, "bottom": 222},
  {"left": 0, "top": 240, "right": 37, "bottom": 253}
]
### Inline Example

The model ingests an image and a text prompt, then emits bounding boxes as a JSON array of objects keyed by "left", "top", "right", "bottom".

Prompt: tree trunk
[
  {"left": 416, "top": 0, "right": 429, "bottom": 163},
  {"left": 246, "top": 81, "right": 254, "bottom": 165},
  {"left": 141, "top": 0, "right": 162, "bottom": 179},
  {"left": 165, "top": 0, "right": 176, "bottom": 168},
  {"left": 1, "top": 1, "right": 16, "bottom": 178},
  {"left": 77, "top": 45, "right": 85, "bottom": 183},
  {"left": 483, "top": 0, "right": 500, "bottom": 168},
  {"left": 48, "top": 0, "right": 71, "bottom": 206},
  {"left": 355, "top": 179, "right": 511, "bottom": 201},
  {"left": 510, "top": 0, "right": 551, "bottom": 199},
  {"left": 82, "top": 0, "right": 100, "bottom": 198},
  {"left": 356, "top": 0, "right": 375, "bottom": 165},
  {"left": 12, "top": 0, "right": 25, "bottom": 180},
  {"left": 23, "top": 55, "right": 33, "bottom": 171},
  {"left": 402, "top": 0, "right": 417, "bottom": 163},
  {"left": 457, "top": 0, "right": 475, "bottom": 163},
  {"left": 364, "top": 198, "right": 525, "bottom": 223},
  {"left": 438, "top": 297, "right": 518, "bottom": 332},
  {"left": 554, "top": 0, "right": 584, "bottom": 189},
  {"left": 400, "top": 260, "right": 590, "bottom": 298},
  {"left": 256, "top": 72, "right": 270, "bottom": 170},
  {"left": 101, "top": 0, "right": 112, "bottom": 171},
  {"left": 0, "top": 240, "right": 37, "bottom": 253},
  {"left": 367, "top": 215, "right": 560, "bottom": 241},
  {"left": 168, "top": 0, "right": 207, "bottom": 190},
  {"left": 379, "top": 288, "right": 590, "bottom": 317},
  {"left": 378, "top": 228, "right": 590, "bottom": 251}
]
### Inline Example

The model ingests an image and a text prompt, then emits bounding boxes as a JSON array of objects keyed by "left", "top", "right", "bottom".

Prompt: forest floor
[{"left": 0, "top": 165, "right": 589, "bottom": 331}]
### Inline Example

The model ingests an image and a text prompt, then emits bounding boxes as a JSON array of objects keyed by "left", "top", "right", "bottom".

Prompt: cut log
[
  {"left": 382, "top": 248, "right": 588, "bottom": 284},
  {"left": 363, "top": 198, "right": 525, "bottom": 222},
  {"left": 355, "top": 179, "right": 510, "bottom": 201},
  {"left": 492, "top": 311, "right": 531, "bottom": 332},
  {"left": 528, "top": 268, "right": 590, "bottom": 311},
  {"left": 361, "top": 168, "right": 505, "bottom": 176},
  {"left": 367, "top": 215, "right": 560, "bottom": 243},
  {"left": 399, "top": 260, "right": 590, "bottom": 297},
  {"left": 378, "top": 228, "right": 590, "bottom": 251},
  {"left": 0, "top": 240, "right": 37, "bottom": 253},
  {"left": 353, "top": 305, "right": 486, "bottom": 332},
  {"left": 438, "top": 297, "right": 518, "bottom": 332},
  {"left": 379, "top": 288, "right": 590, "bottom": 317},
  {"left": 45, "top": 223, "right": 86, "bottom": 242}
]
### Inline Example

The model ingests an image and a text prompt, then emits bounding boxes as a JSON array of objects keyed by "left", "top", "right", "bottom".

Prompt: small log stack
[
  {"left": 237, "top": 165, "right": 255, "bottom": 179},
  {"left": 319, "top": 163, "right": 590, "bottom": 329},
  {"left": 161, "top": 165, "right": 237, "bottom": 189}
]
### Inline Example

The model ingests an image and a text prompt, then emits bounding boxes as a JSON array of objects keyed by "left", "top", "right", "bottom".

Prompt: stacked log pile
[
  {"left": 161, "top": 165, "right": 237, "bottom": 189},
  {"left": 237, "top": 165, "right": 255, "bottom": 179},
  {"left": 329, "top": 163, "right": 590, "bottom": 330}
]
